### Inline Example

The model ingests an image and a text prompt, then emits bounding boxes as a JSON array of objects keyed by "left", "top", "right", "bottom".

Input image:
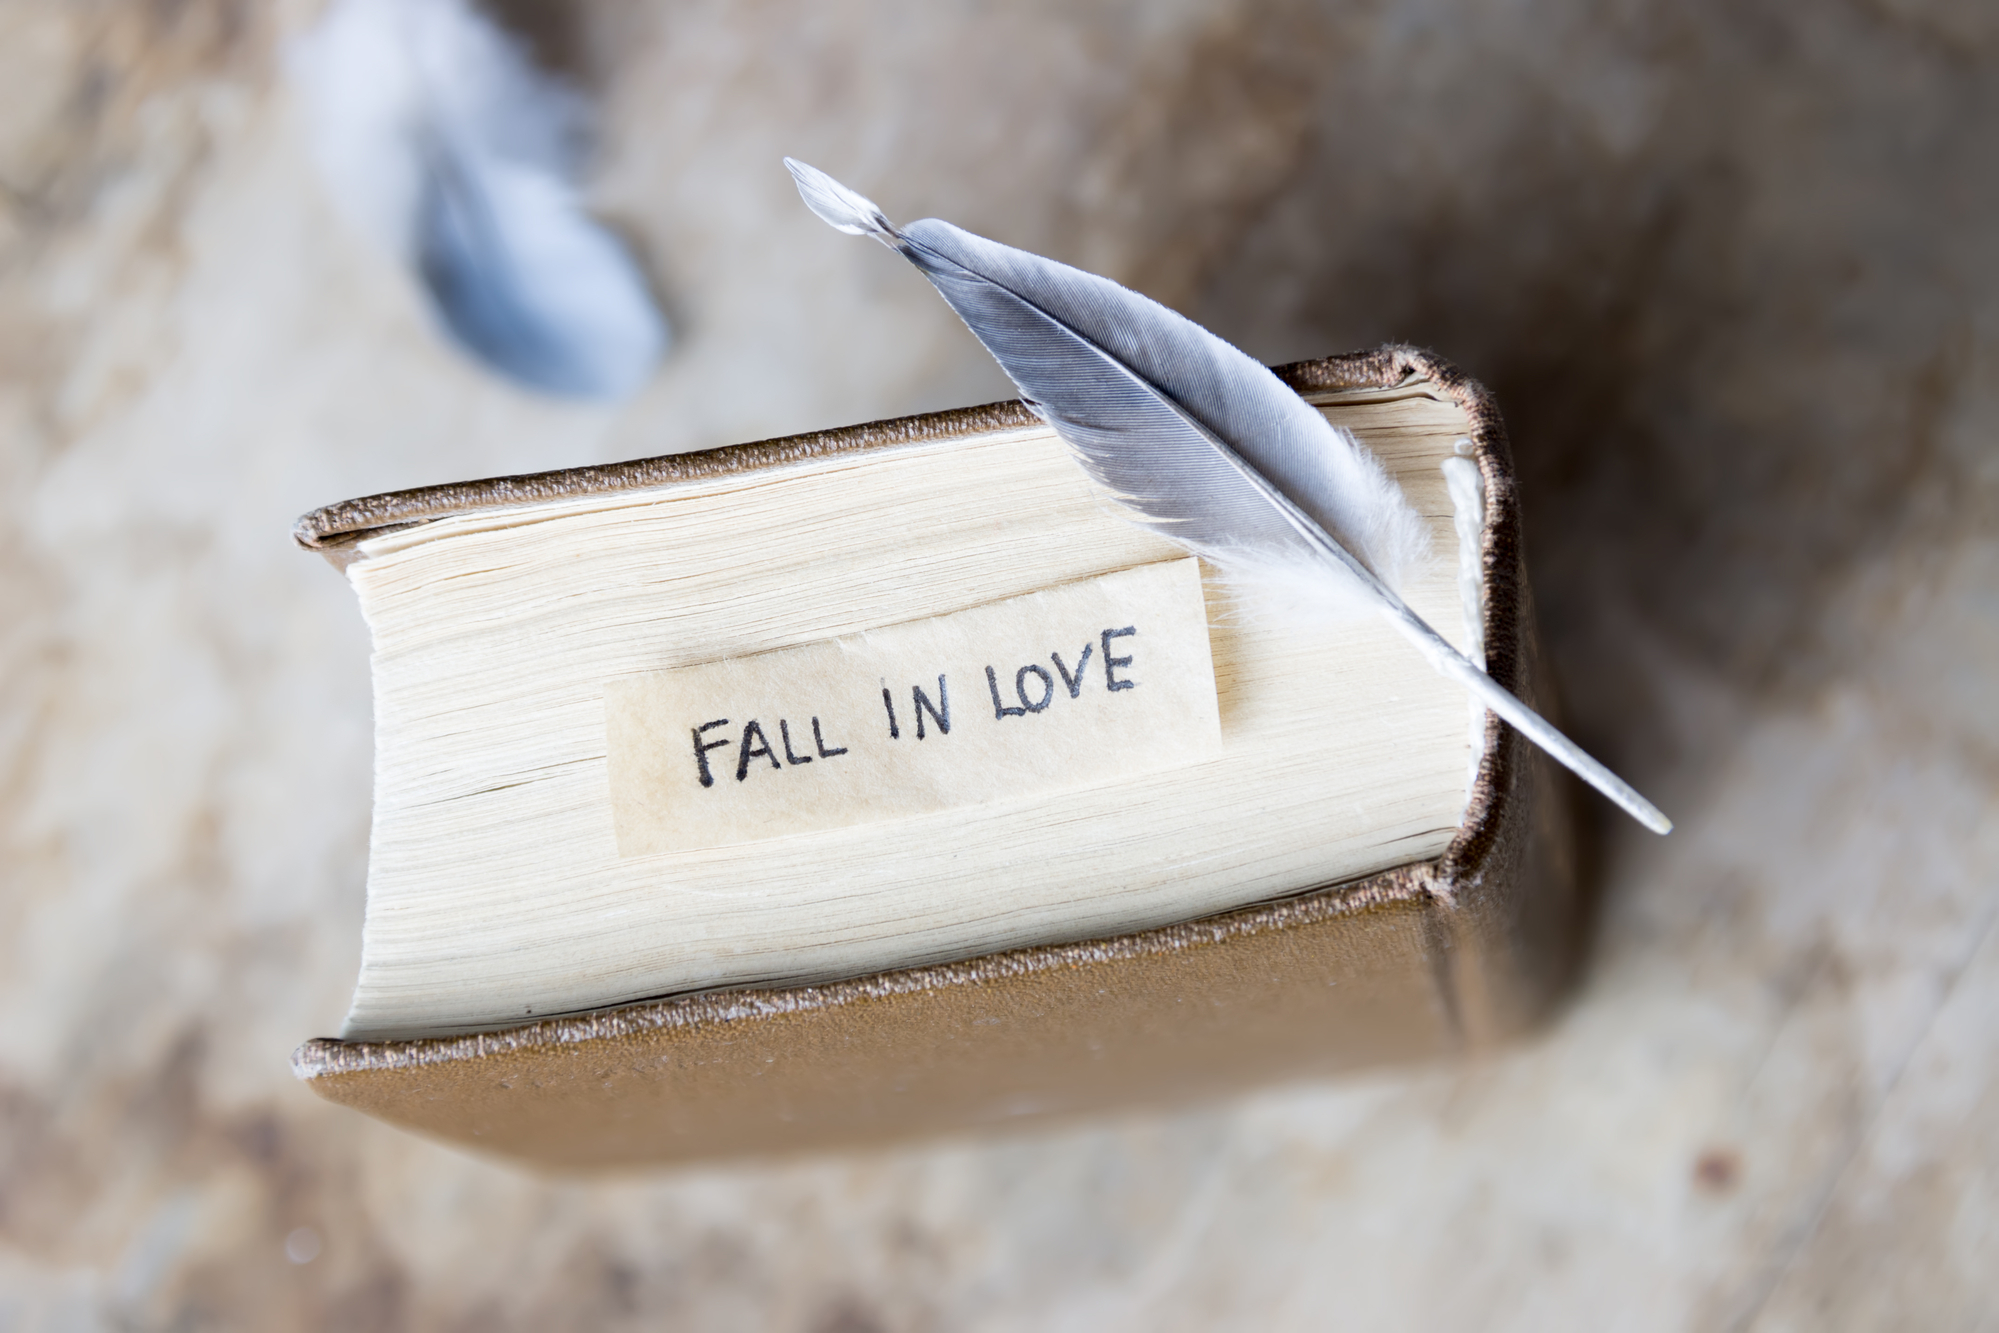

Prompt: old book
[{"left": 292, "top": 346, "right": 1579, "bottom": 1167}]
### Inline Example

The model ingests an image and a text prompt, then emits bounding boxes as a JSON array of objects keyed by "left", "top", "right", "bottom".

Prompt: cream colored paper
[
  {"left": 345, "top": 399, "right": 1480, "bottom": 1039},
  {"left": 605, "top": 560, "right": 1220, "bottom": 855}
]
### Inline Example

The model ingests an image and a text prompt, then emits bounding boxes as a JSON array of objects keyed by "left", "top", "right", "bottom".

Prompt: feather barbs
[
  {"left": 787, "top": 159, "right": 897, "bottom": 239},
  {"left": 782, "top": 158, "right": 1428, "bottom": 600}
]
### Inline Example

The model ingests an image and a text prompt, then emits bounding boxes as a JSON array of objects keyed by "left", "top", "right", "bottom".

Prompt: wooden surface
[{"left": 1, "top": 0, "right": 1994, "bottom": 1328}]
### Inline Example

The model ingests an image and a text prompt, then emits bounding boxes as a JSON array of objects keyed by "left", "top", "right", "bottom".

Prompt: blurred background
[{"left": 2, "top": 0, "right": 1994, "bottom": 1327}]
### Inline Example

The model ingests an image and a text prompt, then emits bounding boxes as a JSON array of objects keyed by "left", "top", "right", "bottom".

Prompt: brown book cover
[{"left": 290, "top": 346, "right": 1580, "bottom": 1169}]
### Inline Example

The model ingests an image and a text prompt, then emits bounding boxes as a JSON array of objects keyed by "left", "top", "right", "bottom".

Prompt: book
[{"left": 292, "top": 346, "right": 1579, "bottom": 1167}]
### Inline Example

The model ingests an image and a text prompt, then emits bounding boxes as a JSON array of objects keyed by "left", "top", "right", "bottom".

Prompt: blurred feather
[
  {"left": 290, "top": 0, "right": 666, "bottom": 400},
  {"left": 787, "top": 158, "right": 1669, "bottom": 833}
]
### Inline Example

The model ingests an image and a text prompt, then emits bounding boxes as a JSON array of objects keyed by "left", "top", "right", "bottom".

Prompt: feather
[
  {"left": 786, "top": 159, "right": 1670, "bottom": 834},
  {"left": 290, "top": 0, "right": 667, "bottom": 400}
]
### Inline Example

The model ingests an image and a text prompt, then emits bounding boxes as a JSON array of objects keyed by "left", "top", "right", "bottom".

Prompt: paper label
[{"left": 605, "top": 559, "right": 1221, "bottom": 855}]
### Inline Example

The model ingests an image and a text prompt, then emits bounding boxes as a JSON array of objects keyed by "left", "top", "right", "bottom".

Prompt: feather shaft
[{"left": 1194, "top": 431, "right": 1670, "bottom": 832}]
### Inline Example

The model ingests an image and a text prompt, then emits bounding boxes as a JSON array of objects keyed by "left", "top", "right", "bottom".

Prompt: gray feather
[{"left": 785, "top": 158, "right": 1671, "bottom": 834}]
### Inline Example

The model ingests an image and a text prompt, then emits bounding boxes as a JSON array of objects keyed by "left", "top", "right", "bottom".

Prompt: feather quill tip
[{"left": 785, "top": 158, "right": 895, "bottom": 239}]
